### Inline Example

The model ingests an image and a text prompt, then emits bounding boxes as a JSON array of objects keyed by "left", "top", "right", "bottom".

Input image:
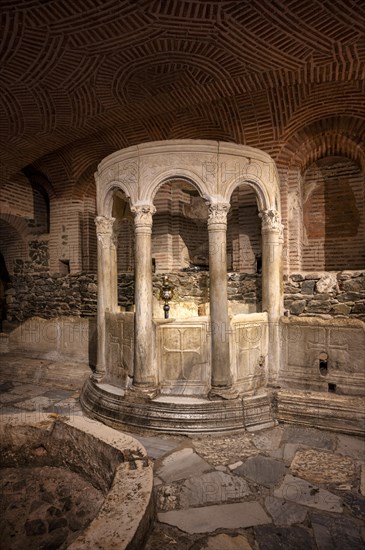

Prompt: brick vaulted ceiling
[{"left": 1, "top": 0, "right": 365, "bottom": 182}]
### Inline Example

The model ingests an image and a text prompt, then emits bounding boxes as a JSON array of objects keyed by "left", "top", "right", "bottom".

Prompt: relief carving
[{"left": 207, "top": 202, "right": 230, "bottom": 226}]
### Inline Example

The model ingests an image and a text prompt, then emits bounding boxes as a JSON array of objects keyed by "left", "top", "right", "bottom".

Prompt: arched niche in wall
[{"left": 302, "top": 156, "right": 365, "bottom": 271}]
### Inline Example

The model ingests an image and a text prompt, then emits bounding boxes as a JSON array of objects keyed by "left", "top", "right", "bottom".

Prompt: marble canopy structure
[{"left": 81, "top": 140, "right": 284, "bottom": 432}]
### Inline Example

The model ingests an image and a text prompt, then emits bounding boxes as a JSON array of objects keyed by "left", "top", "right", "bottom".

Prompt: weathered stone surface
[
  {"left": 201, "top": 533, "right": 253, "bottom": 550},
  {"left": 336, "top": 434, "right": 365, "bottom": 460},
  {"left": 290, "top": 449, "right": 355, "bottom": 485},
  {"left": 158, "top": 502, "right": 271, "bottom": 533},
  {"left": 361, "top": 465, "right": 365, "bottom": 497},
  {"left": 316, "top": 274, "right": 338, "bottom": 294},
  {"left": 310, "top": 511, "right": 364, "bottom": 550},
  {"left": 289, "top": 300, "right": 306, "bottom": 315},
  {"left": 330, "top": 303, "right": 352, "bottom": 315},
  {"left": 301, "top": 280, "right": 316, "bottom": 294},
  {"left": 156, "top": 448, "right": 212, "bottom": 483},
  {"left": 342, "top": 491, "right": 365, "bottom": 520},
  {"left": 253, "top": 427, "right": 283, "bottom": 451},
  {"left": 180, "top": 471, "right": 251, "bottom": 508},
  {"left": 264, "top": 496, "right": 308, "bottom": 525},
  {"left": 192, "top": 434, "right": 259, "bottom": 466},
  {"left": 281, "top": 426, "right": 336, "bottom": 450},
  {"left": 254, "top": 525, "right": 314, "bottom": 550},
  {"left": 134, "top": 435, "right": 181, "bottom": 460},
  {"left": 235, "top": 455, "right": 287, "bottom": 486},
  {"left": 274, "top": 475, "right": 343, "bottom": 512}
]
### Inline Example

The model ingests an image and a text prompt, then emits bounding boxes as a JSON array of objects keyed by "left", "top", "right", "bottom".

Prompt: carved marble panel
[
  {"left": 105, "top": 313, "right": 134, "bottom": 387},
  {"left": 157, "top": 321, "right": 210, "bottom": 395},
  {"left": 280, "top": 318, "right": 365, "bottom": 395},
  {"left": 231, "top": 316, "right": 268, "bottom": 394}
]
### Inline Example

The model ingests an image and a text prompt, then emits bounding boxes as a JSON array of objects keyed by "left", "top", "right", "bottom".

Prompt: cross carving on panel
[{"left": 162, "top": 327, "right": 203, "bottom": 383}]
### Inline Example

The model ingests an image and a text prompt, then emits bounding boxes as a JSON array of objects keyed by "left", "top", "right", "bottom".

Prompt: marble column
[
  {"left": 93, "top": 216, "right": 117, "bottom": 382},
  {"left": 129, "top": 204, "right": 159, "bottom": 399},
  {"left": 208, "top": 202, "right": 238, "bottom": 399},
  {"left": 259, "top": 209, "right": 284, "bottom": 386}
]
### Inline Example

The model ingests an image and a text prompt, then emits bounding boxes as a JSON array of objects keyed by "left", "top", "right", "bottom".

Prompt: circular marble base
[{"left": 80, "top": 377, "right": 275, "bottom": 434}]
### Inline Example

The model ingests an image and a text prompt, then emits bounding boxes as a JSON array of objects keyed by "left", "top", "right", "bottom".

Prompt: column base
[
  {"left": 91, "top": 370, "right": 105, "bottom": 383},
  {"left": 209, "top": 385, "right": 240, "bottom": 400},
  {"left": 126, "top": 383, "right": 160, "bottom": 402}
]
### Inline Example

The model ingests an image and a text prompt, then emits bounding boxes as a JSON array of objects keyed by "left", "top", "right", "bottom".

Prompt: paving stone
[
  {"left": 192, "top": 433, "right": 259, "bottom": 466},
  {"left": 254, "top": 525, "right": 314, "bottom": 550},
  {"left": 235, "top": 455, "right": 287, "bottom": 486},
  {"left": 180, "top": 471, "right": 251, "bottom": 508},
  {"left": 228, "top": 461, "right": 242, "bottom": 470},
  {"left": 310, "top": 511, "right": 364, "bottom": 550},
  {"left": 156, "top": 448, "right": 212, "bottom": 483},
  {"left": 290, "top": 449, "right": 355, "bottom": 485},
  {"left": 199, "top": 533, "right": 253, "bottom": 549},
  {"left": 264, "top": 496, "right": 308, "bottom": 525},
  {"left": 274, "top": 475, "right": 343, "bottom": 513},
  {"left": 252, "top": 426, "right": 283, "bottom": 451},
  {"left": 158, "top": 502, "right": 271, "bottom": 533},
  {"left": 283, "top": 443, "right": 302, "bottom": 463},
  {"left": 342, "top": 491, "right": 365, "bottom": 520},
  {"left": 134, "top": 435, "right": 181, "bottom": 460},
  {"left": 13, "top": 396, "right": 56, "bottom": 411},
  {"left": 43, "top": 389, "right": 74, "bottom": 400},
  {"left": 336, "top": 434, "right": 365, "bottom": 461},
  {"left": 281, "top": 426, "right": 336, "bottom": 451}
]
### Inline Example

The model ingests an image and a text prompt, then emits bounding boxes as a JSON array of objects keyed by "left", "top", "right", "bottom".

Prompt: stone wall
[
  {"left": 5, "top": 269, "right": 365, "bottom": 324},
  {"left": 284, "top": 271, "right": 365, "bottom": 321}
]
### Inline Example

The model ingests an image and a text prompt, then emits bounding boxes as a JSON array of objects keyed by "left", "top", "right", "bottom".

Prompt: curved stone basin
[{"left": 0, "top": 413, "right": 154, "bottom": 549}]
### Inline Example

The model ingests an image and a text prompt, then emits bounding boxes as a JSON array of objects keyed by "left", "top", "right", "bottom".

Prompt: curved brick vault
[
  {"left": 0, "top": 0, "right": 364, "bottom": 184},
  {"left": 0, "top": 1, "right": 364, "bottom": 292}
]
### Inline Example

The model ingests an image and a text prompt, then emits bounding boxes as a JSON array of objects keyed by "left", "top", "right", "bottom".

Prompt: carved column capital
[
  {"left": 95, "top": 216, "right": 115, "bottom": 235},
  {"left": 131, "top": 204, "right": 156, "bottom": 230},
  {"left": 207, "top": 202, "right": 230, "bottom": 228},
  {"left": 95, "top": 216, "right": 116, "bottom": 248},
  {"left": 259, "top": 209, "right": 283, "bottom": 234}
]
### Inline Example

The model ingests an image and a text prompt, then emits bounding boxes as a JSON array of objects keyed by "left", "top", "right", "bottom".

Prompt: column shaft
[
  {"left": 131, "top": 205, "right": 158, "bottom": 396},
  {"left": 260, "top": 209, "right": 284, "bottom": 386},
  {"left": 208, "top": 203, "right": 237, "bottom": 398},
  {"left": 93, "top": 216, "right": 116, "bottom": 381}
]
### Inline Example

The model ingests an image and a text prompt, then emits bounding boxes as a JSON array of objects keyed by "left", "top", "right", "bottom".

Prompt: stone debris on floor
[{"left": 1, "top": 353, "right": 365, "bottom": 550}]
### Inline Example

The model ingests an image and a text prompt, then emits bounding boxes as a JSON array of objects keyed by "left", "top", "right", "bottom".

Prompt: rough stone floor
[{"left": 1, "top": 353, "right": 365, "bottom": 550}]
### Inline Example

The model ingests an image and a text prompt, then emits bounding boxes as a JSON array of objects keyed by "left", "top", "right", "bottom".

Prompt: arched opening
[
  {"left": 227, "top": 184, "right": 262, "bottom": 313},
  {"left": 152, "top": 180, "right": 209, "bottom": 272},
  {"left": 302, "top": 156, "right": 365, "bottom": 271},
  {"left": 112, "top": 190, "right": 134, "bottom": 311},
  {"left": 152, "top": 179, "right": 209, "bottom": 318}
]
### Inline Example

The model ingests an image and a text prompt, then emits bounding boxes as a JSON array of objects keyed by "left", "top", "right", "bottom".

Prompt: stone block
[
  {"left": 156, "top": 448, "right": 212, "bottom": 483},
  {"left": 264, "top": 496, "right": 308, "bottom": 525},
  {"left": 254, "top": 525, "right": 314, "bottom": 550},
  {"left": 289, "top": 449, "right": 355, "bottom": 485},
  {"left": 274, "top": 475, "right": 342, "bottom": 513},
  {"left": 158, "top": 501, "right": 271, "bottom": 534},
  {"left": 289, "top": 300, "right": 306, "bottom": 315},
  {"left": 202, "top": 534, "right": 253, "bottom": 550},
  {"left": 235, "top": 455, "right": 287, "bottom": 486},
  {"left": 310, "top": 511, "right": 363, "bottom": 550}
]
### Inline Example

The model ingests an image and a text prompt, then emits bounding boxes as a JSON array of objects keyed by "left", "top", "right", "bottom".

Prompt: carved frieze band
[{"left": 207, "top": 202, "right": 230, "bottom": 227}]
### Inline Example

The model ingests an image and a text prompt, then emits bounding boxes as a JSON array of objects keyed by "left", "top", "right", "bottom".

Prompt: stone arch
[{"left": 146, "top": 170, "right": 208, "bottom": 205}]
